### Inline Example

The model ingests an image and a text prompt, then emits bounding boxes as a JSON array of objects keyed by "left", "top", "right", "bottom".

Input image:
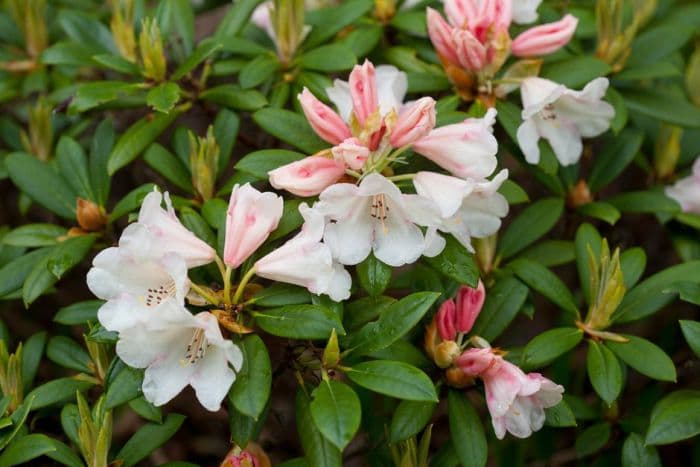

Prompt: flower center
[
  {"left": 144, "top": 280, "right": 176, "bottom": 307},
  {"left": 540, "top": 103, "right": 557, "bottom": 121},
  {"left": 370, "top": 194, "right": 389, "bottom": 220},
  {"left": 182, "top": 328, "right": 209, "bottom": 365}
]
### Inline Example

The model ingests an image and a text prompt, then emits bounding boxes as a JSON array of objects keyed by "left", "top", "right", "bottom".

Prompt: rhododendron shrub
[{"left": 0, "top": 0, "right": 699, "bottom": 466}]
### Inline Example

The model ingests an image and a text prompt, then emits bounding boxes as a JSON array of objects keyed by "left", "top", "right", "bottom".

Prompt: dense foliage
[{"left": 0, "top": 0, "right": 699, "bottom": 466}]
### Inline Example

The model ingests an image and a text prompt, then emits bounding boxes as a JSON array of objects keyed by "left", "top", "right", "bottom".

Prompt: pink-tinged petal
[
  {"left": 332, "top": 137, "right": 370, "bottom": 171},
  {"left": 482, "top": 359, "right": 529, "bottom": 418},
  {"left": 349, "top": 60, "right": 378, "bottom": 127},
  {"left": 444, "top": 0, "right": 477, "bottom": 28},
  {"left": 455, "top": 280, "right": 486, "bottom": 334},
  {"left": 453, "top": 28, "right": 487, "bottom": 71},
  {"left": 413, "top": 171, "right": 473, "bottom": 218},
  {"left": 268, "top": 156, "right": 346, "bottom": 197},
  {"left": 426, "top": 8, "right": 460, "bottom": 66},
  {"left": 437, "top": 299, "right": 458, "bottom": 340},
  {"left": 223, "top": 184, "right": 283, "bottom": 268},
  {"left": 511, "top": 14, "right": 578, "bottom": 57},
  {"left": 456, "top": 347, "right": 496, "bottom": 376},
  {"left": 390, "top": 97, "right": 437, "bottom": 147},
  {"left": 298, "top": 88, "right": 351, "bottom": 144}
]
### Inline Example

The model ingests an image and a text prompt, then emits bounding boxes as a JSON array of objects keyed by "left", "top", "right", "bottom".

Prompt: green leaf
[
  {"left": 304, "top": 0, "right": 374, "bottom": 48},
  {"left": 21, "top": 332, "right": 46, "bottom": 391},
  {"left": 235, "top": 149, "right": 305, "bottom": 179},
  {"left": 606, "top": 87, "right": 628, "bottom": 134},
  {"left": 680, "top": 320, "right": 700, "bottom": 357},
  {"left": 105, "top": 364, "right": 143, "bottom": 409},
  {"left": 471, "top": 275, "right": 529, "bottom": 341},
  {"left": 541, "top": 56, "right": 611, "bottom": 88},
  {"left": 253, "top": 108, "right": 327, "bottom": 154},
  {"left": 0, "top": 434, "right": 57, "bottom": 466},
  {"left": 200, "top": 84, "right": 268, "bottom": 111},
  {"left": 5, "top": 152, "right": 76, "bottom": 219},
  {"left": 56, "top": 136, "right": 95, "bottom": 201},
  {"left": 310, "top": 380, "right": 361, "bottom": 450},
  {"left": 143, "top": 144, "right": 193, "bottom": 192},
  {"left": 0, "top": 395, "right": 33, "bottom": 450},
  {"left": 613, "top": 261, "right": 700, "bottom": 323},
  {"left": 2, "top": 224, "right": 66, "bottom": 247},
  {"left": 586, "top": 340, "right": 623, "bottom": 406},
  {"left": 239, "top": 54, "right": 279, "bottom": 89},
  {"left": 390, "top": 10, "right": 427, "bottom": 36},
  {"left": 70, "top": 81, "right": 140, "bottom": 113},
  {"left": 346, "top": 292, "right": 439, "bottom": 356},
  {"left": 58, "top": 10, "right": 114, "bottom": 54},
  {"left": 448, "top": 390, "right": 487, "bottom": 467},
  {"left": 128, "top": 397, "right": 162, "bottom": 423},
  {"left": 108, "top": 110, "right": 182, "bottom": 175},
  {"left": 146, "top": 82, "right": 181, "bottom": 114},
  {"left": 116, "top": 413, "right": 186, "bottom": 467},
  {"left": 295, "top": 389, "right": 342, "bottom": 467},
  {"left": 109, "top": 184, "right": 156, "bottom": 221},
  {"left": 615, "top": 61, "right": 681, "bottom": 81},
  {"left": 251, "top": 283, "right": 311, "bottom": 307},
  {"left": 215, "top": 0, "right": 263, "bottom": 39},
  {"left": 229, "top": 335, "right": 271, "bottom": 420},
  {"left": 298, "top": 44, "right": 356, "bottom": 72},
  {"left": 22, "top": 235, "right": 96, "bottom": 306},
  {"left": 254, "top": 305, "right": 344, "bottom": 340},
  {"left": 622, "top": 433, "right": 661, "bottom": 467},
  {"left": 41, "top": 41, "right": 95, "bottom": 66},
  {"left": 646, "top": 390, "right": 700, "bottom": 445},
  {"left": 229, "top": 402, "right": 268, "bottom": 448},
  {"left": 622, "top": 90, "right": 700, "bottom": 128},
  {"left": 90, "top": 118, "right": 115, "bottom": 207},
  {"left": 606, "top": 335, "right": 676, "bottom": 382},
  {"left": 518, "top": 240, "right": 575, "bottom": 267},
  {"left": 577, "top": 202, "right": 620, "bottom": 225},
  {"left": 521, "top": 327, "right": 583, "bottom": 370},
  {"left": 357, "top": 253, "right": 392, "bottom": 296},
  {"left": 576, "top": 423, "right": 611, "bottom": 458},
  {"left": 171, "top": 40, "right": 221, "bottom": 80},
  {"left": 607, "top": 190, "right": 680, "bottom": 214},
  {"left": 389, "top": 400, "right": 436, "bottom": 443},
  {"left": 510, "top": 259, "right": 579, "bottom": 317},
  {"left": 498, "top": 198, "right": 564, "bottom": 259},
  {"left": 46, "top": 336, "right": 91, "bottom": 373},
  {"left": 92, "top": 54, "right": 140, "bottom": 75},
  {"left": 620, "top": 247, "right": 646, "bottom": 289},
  {"left": 0, "top": 248, "right": 52, "bottom": 298},
  {"left": 575, "top": 223, "right": 602, "bottom": 304},
  {"left": 26, "top": 378, "right": 93, "bottom": 410},
  {"left": 544, "top": 400, "right": 577, "bottom": 427},
  {"left": 425, "top": 235, "right": 479, "bottom": 287},
  {"left": 347, "top": 360, "right": 437, "bottom": 402},
  {"left": 627, "top": 24, "right": 695, "bottom": 66},
  {"left": 499, "top": 179, "right": 529, "bottom": 205},
  {"left": 406, "top": 72, "right": 451, "bottom": 93}
]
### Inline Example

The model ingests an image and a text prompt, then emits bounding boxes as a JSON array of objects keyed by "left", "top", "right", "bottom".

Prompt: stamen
[
  {"left": 144, "top": 280, "right": 177, "bottom": 307},
  {"left": 541, "top": 103, "right": 557, "bottom": 121},
  {"left": 369, "top": 193, "right": 390, "bottom": 234},
  {"left": 181, "top": 328, "right": 208, "bottom": 366}
]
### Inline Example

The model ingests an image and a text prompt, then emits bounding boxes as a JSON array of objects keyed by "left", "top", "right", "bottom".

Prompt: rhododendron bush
[{"left": 1, "top": 0, "right": 700, "bottom": 465}]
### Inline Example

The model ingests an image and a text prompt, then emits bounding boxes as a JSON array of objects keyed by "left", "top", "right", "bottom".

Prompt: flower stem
[
  {"left": 189, "top": 283, "right": 220, "bottom": 306},
  {"left": 232, "top": 266, "right": 257, "bottom": 304},
  {"left": 214, "top": 255, "right": 227, "bottom": 281},
  {"left": 223, "top": 266, "right": 233, "bottom": 306},
  {"left": 387, "top": 173, "right": 416, "bottom": 182}
]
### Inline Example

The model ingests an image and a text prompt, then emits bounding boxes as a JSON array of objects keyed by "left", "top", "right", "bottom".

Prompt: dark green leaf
[
  {"left": 310, "top": 380, "right": 361, "bottom": 450},
  {"left": 105, "top": 364, "right": 143, "bottom": 409},
  {"left": 90, "top": 119, "right": 115, "bottom": 207},
  {"left": 622, "top": 433, "right": 661, "bottom": 467},
  {"left": 146, "top": 82, "right": 181, "bottom": 114},
  {"left": 0, "top": 248, "right": 52, "bottom": 298},
  {"left": 56, "top": 136, "right": 95, "bottom": 201},
  {"left": 620, "top": 247, "right": 646, "bottom": 289},
  {"left": 448, "top": 390, "right": 487, "bottom": 467},
  {"left": 26, "top": 378, "right": 94, "bottom": 410},
  {"left": 253, "top": 108, "right": 326, "bottom": 154},
  {"left": 357, "top": 253, "right": 392, "bottom": 296},
  {"left": 143, "top": 144, "right": 193, "bottom": 192},
  {"left": 606, "top": 335, "right": 676, "bottom": 382},
  {"left": 389, "top": 400, "right": 436, "bottom": 443},
  {"left": 21, "top": 332, "right": 46, "bottom": 391},
  {"left": 586, "top": 340, "right": 623, "bottom": 406},
  {"left": 510, "top": 259, "right": 579, "bottom": 317},
  {"left": 347, "top": 360, "right": 437, "bottom": 401},
  {"left": 646, "top": 390, "right": 700, "bottom": 445},
  {"left": 235, "top": 149, "right": 305, "bottom": 179},
  {"left": 116, "top": 414, "right": 186, "bottom": 467},
  {"left": 518, "top": 240, "right": 575, "bottom": 267},
  {"left": 46, "top": 336, "right": 91, "bottom": 373},
  {"left": 544, "top": 400, "right": 577, "bottom": 427},
  {"left": 304, "top": 0, "right": 374, "bottom": 48},
  {"left": 576, "top": 423, "right": 611, "bottom": 458},
  {"left": 229, "top": 335, "right": 271, "bottom": 420},
  {"left": 498, "top": 198, "right": 564, "bottom": 259},
  {"left": 521, "top": 327, "right": 583, "bottom": 370},
  {"left": 298, "top": 44, "right": 356, "bottom": 72},
  {"left": 200, "top": 84, "right": 268, "bottom": 111},
  {"left": 171, "top": 40, "right": 221, "bottom": 80},
  {"left": 577, "top": 202, "right": 620, "bottom": 225},
  {"left": 574, "top": 223, "right": 602, "bottom": 304},
  {"left": 254, "top": 305, "right": 344, "bottom": 339},
  {"left": 622, "top": 90, "right": 700, "bottom": 128},
  {"left": 295, "top": 389, "right": 341, "bottom": 467},
  {"left": 425, "top": 235, "right": 479, "bottom": 287},
  {"left": 541, "top": 56, "right": 611, "bottom": 88},
  {"left": 607, "top": 190, "right": 680, "bottom": 214},
  {"left": 680, "top": 320, "right": 700, "bottom": 357},
  {"left": 239, "top": 54, "right": 279, "bottom": 89},
  {"left": 2, "top": 224, "right": 66, "bottom": 247},
  {"left": 471, "top": 275, "right": 529, "bottom": 341},
  {"left": 0, "top": 434, "right": 57, "bottom": 466}
]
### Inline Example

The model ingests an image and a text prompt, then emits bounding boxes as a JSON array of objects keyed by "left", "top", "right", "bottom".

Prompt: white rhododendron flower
[
  {"left": 665, "top": 157, "right": 700, "bottom": 215},
  {"left": 516, "top": 77, "right": 615, "bottom": 166},
  {"left": 313, "top": 173, "right": 444, "bottom": 267},
  {"left": 116, "top": 308, "right": 243, "bottom": 412}
]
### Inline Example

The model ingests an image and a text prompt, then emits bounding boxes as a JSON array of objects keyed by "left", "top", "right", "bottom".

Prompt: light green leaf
[{"left": 310, "top": 380, "right": 361, "bottom": 450}]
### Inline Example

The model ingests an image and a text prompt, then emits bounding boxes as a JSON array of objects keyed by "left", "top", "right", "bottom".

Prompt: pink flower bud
[
  {"left": 453, "top": 29, "right": 487, "bottom": 71},
  {"left": 437, "top": 299, "right": 458, "bottom": 341},
  {"left": 455, "top": 281, "right": 486, "bottom": 334},
  {"left": 456, "top": 347, "right": 496, "bottom": 376},
  {"left": 268, "top": 156, "right": 346, "bottom": 197},
  {"left": 298, "top": 88, "right": 351, "bottom": 145},
  {"left": 390, "top": 97, "right": 437, "bottom": 148},
  {"left": 331, "top": 138, "right": 369, "bottom": 171},
  {"left": 223, "top": 184, "right": 283, "bottom": 268},
  {"left": 348, "top": 60, "right": 378, "bottom": 127},
  {"left": 223, "top": 451, "right": 259, "bottom": 467},
  {"left": 427, "top": 8, "right": 460, "bottom": 65},
  {"left": 511, "top": 14, "right": 578, "bottom": 57}
]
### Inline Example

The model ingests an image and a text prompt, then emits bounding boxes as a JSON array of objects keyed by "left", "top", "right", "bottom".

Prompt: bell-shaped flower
[
  {"left": 332, "top": 138, "right": 370, "bottom": 171},
  {"left": 511, "top": 14, "right": 578, "bottom": 57},
  {"left": 268, "top": 156, "right": 346, "bottom": 197},
  {"left": 116, "top": 308, "right": 243, "bottom": 412},
  {"left": 517, "top": 77, "right": 614, "bottom": 166},
  {"left": 412, "top": 108, "right": 499, "bottom": 180},
  {"left": 390, "top": 97, "right": 437, "bottom": 148},
  {"left": 665, "top": 158, "right": 700, "bottom": 215},
  {"left": 436, "top": 281, "right": 487, "bottom": 340},
  {"left": 224, "top": 184, "right": 284, "bottom": 268},
  {"left": 313, "top": 173, "right": 444, "bottom": 267},
  {"left": 457, "top": 348, "right": 564, "bottom": 439},
  {"left": 298, "top": 88, "right": 351, "bottom": 145},
  {"left": 124, "top": 190, "right": 216, "bottom": 268},
  {"left": 414, "top": 169, "right": 509, "bottom": 252},
  {"left": 255, "top": 203, "right": 351, "bottom": 301}
]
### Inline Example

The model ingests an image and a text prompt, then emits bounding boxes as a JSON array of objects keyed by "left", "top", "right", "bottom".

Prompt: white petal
[
  {"left": 536, "top": 117, "right": 583, "bottom": 166},
  {"left": 516, "top": 118, "right": 541, "bottom": 164},
  {"left": 324, "top": 206, "right": 373, "bottom": 265},
  {"left": 324, "top": 262, "right": 352, "bottom": 301},
  {"left": 375, "top": 65, "right": 408, "bottom": 115},
  {"left": 141, "top": 346, "right": 197, "bottom": 407},
  {"left": 413, "top": 172, "right": 473, "bottom": 218},
  {"left": 520, "top": 77, "right": 565, "bottom": 119},
  {"left": 190, "top": 346, "right": 236, "bottom": 412},
  {"left": 423, "top": 227, "right": 446, "bottom": 257},
  {"left": 326, "top": 79, "right": 353, "bottom": 122},
  {"left": 512, "top": 0, "right": 542, "bottom": 24},
  {"left": 373, "top": 202, "right": 426, "bottom": 267},
  {"left": 503, "top": 397, "right": 536, "bottom": 438}
]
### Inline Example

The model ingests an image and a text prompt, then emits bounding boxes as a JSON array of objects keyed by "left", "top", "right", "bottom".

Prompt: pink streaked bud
[
  {"left": 331, "top": 138, "right": 369, "bottom": 171},
  {"left": 437, "top": 299, "right": 458, "bottom": 341},
  {"left": 268, "top": 156, "right": 346, "bottom": 197},
  {"left": 453, "top": 29, "right": 487, "bottom": 71},
  {"left": 455, "top": 281, "right": 486, "bottom": 334},
  {"left": 223, "top": 184, "right": 283, "bottom": 268},
  {"left": 298, "top": 88, "right": 351, "bottom": 145},
  {"left": 349, "top": 60, "right": 378, "bottom": 127},
  {"left": 427, "top": 8, "right": 460, "bottom": 66},
  {"left": 511, "top": 14, "right": 578, "bottom": 57},
  {"left": 390, "top": 97, "right": 437, "bottom": 148},
  {"left": 444, "top": 0, "right": 476, "bottom": 28},
  {"left": 456, "top": 347, "right": 496, "bottom": 376},
  {"left": 223, "top": 451, "right": 259, "bottom": 467}
]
